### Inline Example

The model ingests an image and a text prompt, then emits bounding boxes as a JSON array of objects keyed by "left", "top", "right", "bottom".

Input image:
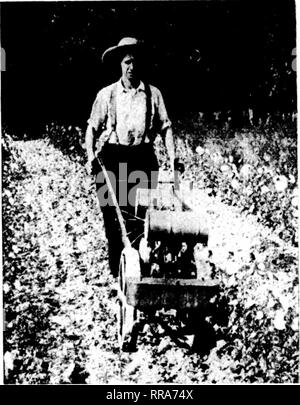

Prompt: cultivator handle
[{"left": 96, "top": 156, "right": 131, "bottom": 248}]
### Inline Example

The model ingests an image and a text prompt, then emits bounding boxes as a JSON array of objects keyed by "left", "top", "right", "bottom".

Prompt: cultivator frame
[{"left": 97, "top": 156, "right": 220, "bottom": 352}]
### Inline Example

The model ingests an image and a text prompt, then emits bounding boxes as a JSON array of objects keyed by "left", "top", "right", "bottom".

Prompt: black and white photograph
[{"left": 1, "top": 0, "right": 299, "bottom": 385}]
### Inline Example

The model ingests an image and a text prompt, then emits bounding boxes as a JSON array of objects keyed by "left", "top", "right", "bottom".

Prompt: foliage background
[{"left": 1, "top": 0, "right": 297, "bottom": 133}]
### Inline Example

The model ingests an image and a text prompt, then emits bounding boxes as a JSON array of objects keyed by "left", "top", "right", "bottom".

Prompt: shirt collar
[{"left": 117, "top": 79, "right": 145, "bottom": 94}]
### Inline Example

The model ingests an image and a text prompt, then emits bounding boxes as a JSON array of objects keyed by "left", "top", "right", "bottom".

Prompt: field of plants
[{"left": 2, "top": 118, "right": 299, "bottom": 384}]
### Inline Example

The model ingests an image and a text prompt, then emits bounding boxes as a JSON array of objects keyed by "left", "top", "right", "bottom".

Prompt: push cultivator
[{"left": 97, "top": 157, "right": 219, "bottom": 352}]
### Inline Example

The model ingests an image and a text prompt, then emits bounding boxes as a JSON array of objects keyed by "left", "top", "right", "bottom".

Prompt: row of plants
[{"left": 2, "top": 120, "right": 298, "bottom": 383}]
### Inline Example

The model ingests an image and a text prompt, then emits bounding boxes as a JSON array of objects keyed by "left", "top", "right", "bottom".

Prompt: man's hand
[
  {"left": 85, "top": 155, "right": 102, "bottom": 175},
  {"left": 173, "top": 158, "right": 185, "bottom": 189},
  {"left": 85, "top": 158, "right": 94, "bottom": 175},
  {"left": 163, "top": 128, "right": 184, "bottom": 179},
  {"left": 174, "top": 157, "right": 185, "bottom": 174},
  {"left": 170, "top": 158, "right": 184, "bottom": 178}
]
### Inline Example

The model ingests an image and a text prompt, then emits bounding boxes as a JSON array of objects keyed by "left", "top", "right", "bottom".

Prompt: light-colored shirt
[{"left": 87, "top": 79, "right": 172, "bottom": 146}]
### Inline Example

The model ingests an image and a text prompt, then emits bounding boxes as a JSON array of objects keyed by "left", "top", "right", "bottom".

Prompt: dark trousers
[{"left": 96, "top": 143, "right": 158, "bottom": 277}]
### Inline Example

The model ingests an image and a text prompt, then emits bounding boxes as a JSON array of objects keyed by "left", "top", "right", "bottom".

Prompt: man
[{"left": 85, "top": 37, "right": 177, "bottom": 276}]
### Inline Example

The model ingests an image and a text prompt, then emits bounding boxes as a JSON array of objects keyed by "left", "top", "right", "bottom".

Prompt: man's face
[{"left": 121, "top": 53, "right": 139, "bottom": 81}]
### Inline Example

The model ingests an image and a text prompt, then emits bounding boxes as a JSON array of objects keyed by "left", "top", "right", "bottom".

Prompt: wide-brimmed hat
[{"left": 101, "top": 37, "right": 143, "bottom": 64}]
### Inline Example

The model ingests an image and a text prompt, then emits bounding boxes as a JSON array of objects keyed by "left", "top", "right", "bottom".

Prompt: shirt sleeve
[
  {"left": 154, "top": 88, "right": 172, "bottom": 133},
  {"left": 87, "top": 89, "right": 108, "bottom": 131}
]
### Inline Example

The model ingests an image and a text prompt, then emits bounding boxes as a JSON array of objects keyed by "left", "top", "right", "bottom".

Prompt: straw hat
[{"left": 101, "top": 37, "right": 143, "bottom": 63}]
